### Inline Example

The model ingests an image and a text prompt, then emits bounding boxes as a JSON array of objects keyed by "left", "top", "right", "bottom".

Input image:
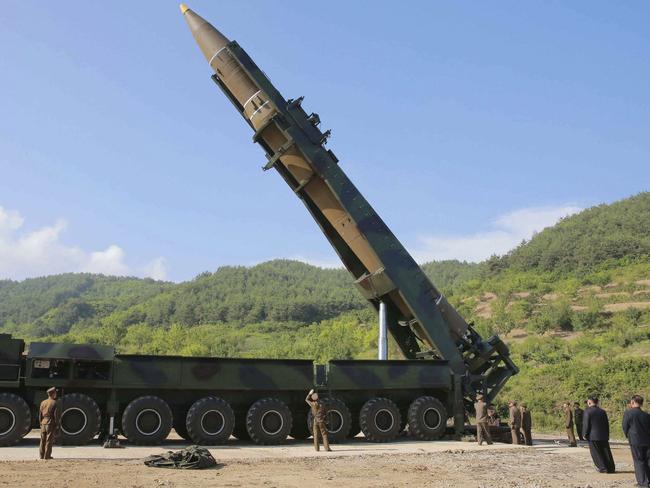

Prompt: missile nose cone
[{"left": 180, "top": 5, "right": 230, "bottom": 67}]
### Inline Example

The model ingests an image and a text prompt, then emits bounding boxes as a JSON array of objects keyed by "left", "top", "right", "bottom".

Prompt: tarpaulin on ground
[{"left": 144, "top": 445, "right": 218, "bottom": 469}]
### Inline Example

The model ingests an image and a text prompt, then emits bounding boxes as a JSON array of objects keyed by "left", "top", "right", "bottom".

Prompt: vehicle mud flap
[
  {"left": 122, "top": 396, "right": 173, "bottom": 445},
  {"left": 0, "top": 392, "right": 31, "bottom": 447},
  {"left": 246, "top": 398, "right": 292, "bottom": 445},
  {"left": 58, "top": 393, "right": 102, "bottom": 445},
  {"left": 359, "top": 397, "right": 402, "bottom": 443},
  {"left": 186, "top": 396, "right": 234, "bottom": 445},
  {"left": 407, "top": 396, "right": 447, "bottom": 440}
]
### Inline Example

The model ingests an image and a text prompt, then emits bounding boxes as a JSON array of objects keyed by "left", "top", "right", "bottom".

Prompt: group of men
[
  {"left": 563, "top": 401, "right": 584, "bottom": 447},
  {"left": 561, "top": 395, "right": 650, "bottom": 487},
  {"left": 474, "top": 395, "right": 532, "bottom": 446}
]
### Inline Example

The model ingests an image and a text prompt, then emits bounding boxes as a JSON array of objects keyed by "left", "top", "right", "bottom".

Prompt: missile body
[
  {"left": 181, "top": 6, "right": 386, "bottom": 275},
  {"left": 179, "top": 5, "right": 516, "bottom": 391},
  {"left": 179, "top": 5, "right": 472, "bottom": 360}
]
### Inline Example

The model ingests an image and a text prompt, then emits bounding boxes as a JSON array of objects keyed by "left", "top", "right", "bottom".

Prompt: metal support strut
[{"left": 378, "top": 301, "right": 388, "bottom": 360}]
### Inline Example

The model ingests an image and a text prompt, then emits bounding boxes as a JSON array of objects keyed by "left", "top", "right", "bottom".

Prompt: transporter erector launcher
[{"left": 180, "top": 5, "right": 518, "bottom": 433}]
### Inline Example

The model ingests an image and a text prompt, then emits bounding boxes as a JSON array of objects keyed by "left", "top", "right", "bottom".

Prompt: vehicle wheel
[
  {"left": 307, "top": 397, "right": 351, "bottom": 443},
  {"left": 290, "top": 410, "right": 311, "bottom": 440},
  {"left": 359, "top": 397, "right": 402, "bottom": 443},
  {"left": 246, "top": 398, "right": 292, "bottom": 445},
  {"left": 121, "top": 396, "right": 172, "bottom": 445},
  {"left": 407, "top": 396, "right": 447, "bottom": 441},
  {"left": 186, "top": 396, "right": 234, "bottom": 445},
  {"left": 0, "top": 392, "right": 31, "bottom": 446},
  {"left": 58, "top": 393, "right": 101, "bottom": 445}
]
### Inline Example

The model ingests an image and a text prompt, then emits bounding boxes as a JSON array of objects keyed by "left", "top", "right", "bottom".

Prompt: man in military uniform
[
  {"left": 563, "top": 402, "right": 577, "bottom": 447},
  {"left": 574, "top": 402, "right": 585, "bottom": 441},
  {"left": 474, "top": 394, "right": 492, "bottom": 445},
  {"left": 520, "top": 404, "right": 533, "bottom": 446},
  {"left": 39, "top": 387, "right": 60, "bottom": 460},
  {"left": 306, "top": 389, "right": 330, "bottom": 452},
  {"left": 508, "top": 400, "right": 521, "bottom": 444}
]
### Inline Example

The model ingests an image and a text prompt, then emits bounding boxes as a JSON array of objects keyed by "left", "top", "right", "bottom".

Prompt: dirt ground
[{"left": 0, "top": 435, "right": 640, "bottom": 488}]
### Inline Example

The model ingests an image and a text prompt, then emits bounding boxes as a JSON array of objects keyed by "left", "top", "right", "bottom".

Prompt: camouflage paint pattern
[
  {"left": 2, "top": 334, "right": 452, "bottom": 394},
  {"left": 180, "top": 6, "right": 518, "bottom": 422},
  {"left": 327, "top": 360, "right": 452, "bottom": 391}
]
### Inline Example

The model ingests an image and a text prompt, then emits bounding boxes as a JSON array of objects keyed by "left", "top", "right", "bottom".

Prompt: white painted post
[{"left": 378, "top": 301, "right": 388, "bottom": 360}]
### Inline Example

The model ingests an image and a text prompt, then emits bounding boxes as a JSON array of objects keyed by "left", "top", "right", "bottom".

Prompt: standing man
[
  {"left": 583, "top": 396, "right": 615, "bottom": 473},
  {"left": 474, "top": 394, "right": 493, "bottom": 446},
  {"left": 563, "top": 402, "right": 577, "bottom": 447},
  {"left": 574, "top": 402, "right": 585, "bottom": 441},
  {"left": 520, "top": 404, "right": 533, "bottom": 446},
  {"left": 39, "top": 387, "right": 60, "bottom": 460},
  {"left": 622, "top": 395, "right": 650, "bottom": 487},
  {"left": 508, "top": 400, "right": 521, "bottom": 445},
  {"left": 305, "top": 389, "right": 331, "bottom": 452}
]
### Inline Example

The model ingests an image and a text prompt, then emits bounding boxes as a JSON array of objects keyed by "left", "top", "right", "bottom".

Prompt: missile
[
  {"left": 180, "top": 4, "right": 386, "bottom": 275},
  {"left": 180, "top": 5, "right": 473, "bottom": 359}
]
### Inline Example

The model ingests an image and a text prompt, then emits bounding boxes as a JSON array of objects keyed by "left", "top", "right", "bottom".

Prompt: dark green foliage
[
  {"left": 528, "top": 299, "right": 573, "bottom": 333},
  {"left": 420, "top": 260, "right": 480, "bottom": 295},
  {"left": 498, "top": 192, "right": 650, "bottom": 275}
]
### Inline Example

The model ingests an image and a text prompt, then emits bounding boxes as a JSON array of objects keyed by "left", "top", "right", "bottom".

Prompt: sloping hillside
[
  {"left": 0, "top": 193, "right": 648, "bottom": 435},
  {"left": 495, "top": 191, "right": 650, "bottom": 274}
]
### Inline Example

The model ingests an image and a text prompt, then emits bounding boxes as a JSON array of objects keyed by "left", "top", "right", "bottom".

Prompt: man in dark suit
[
  {"left": 583, "top": 396, "right": 615, "bottom": 473},
  {"left": 622, "top": 395, "right": 650, "bottom": 487}
]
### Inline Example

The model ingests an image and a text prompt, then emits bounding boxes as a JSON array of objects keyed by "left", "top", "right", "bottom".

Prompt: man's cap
[
  {"left": 520, "top": 403, "right": 527, "bottom": 408},
  {"left": 47, "top": 387, "right": 56, "bottom": 394}
]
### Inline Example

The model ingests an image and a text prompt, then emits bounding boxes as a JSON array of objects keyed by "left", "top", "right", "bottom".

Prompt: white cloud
[
  {"left": 84, "top": 245, "right": 130, "bottom": 276},
  {"left": 142, "top": 257, "right": 168, "bottom": 281},
  {"left": 288, "top": 254, "right": 343, "bottom": 269},
  {"left": 412, "top": 205, "right": 582, "bottom": 263},
  {"left": 0, "top": 206, "right": 167, "bottom": 281}
]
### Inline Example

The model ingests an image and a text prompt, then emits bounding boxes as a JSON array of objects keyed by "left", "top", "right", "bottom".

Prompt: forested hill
[
  {"left": 0, "top": 192, "right": 648, "bottom": 340},
  {"left": 493, "top": 191, "right": 650, "bottom": 275},
  {"left": 1, "top": 192, "right": 649, "bottom": 435}
]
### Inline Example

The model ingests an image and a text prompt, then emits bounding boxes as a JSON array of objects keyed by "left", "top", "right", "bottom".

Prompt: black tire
[
  {"left": 307, "top": 397, "right": 352, "bottom": 443},
  {"left": 0, "top": 392, "right": 31, "bottom": 446},
  {"left": 246, "top": 398, "right": 292, "bottom": 445},
  {"left": 407, "top": 396, "right": 447, "bottom": 441},
  {"left": 290, "top": 410, "right": 311, "bottom": 440},
  {"left": 359, "top": 397, "right": 402, "bottom": 443},
  {"left": 186, "top": 396, "right": 234, "bottom": 445},
  {"left": 58, "top": 393, "right": 101, "bottom": 445},
  {"left": 121, "top": 396, "right": 172, "bottom": 445}
]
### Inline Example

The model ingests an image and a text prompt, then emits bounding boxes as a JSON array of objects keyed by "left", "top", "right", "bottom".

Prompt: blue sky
[{"left": 1, "top": 1, "right": 648, "bottom": 282}]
